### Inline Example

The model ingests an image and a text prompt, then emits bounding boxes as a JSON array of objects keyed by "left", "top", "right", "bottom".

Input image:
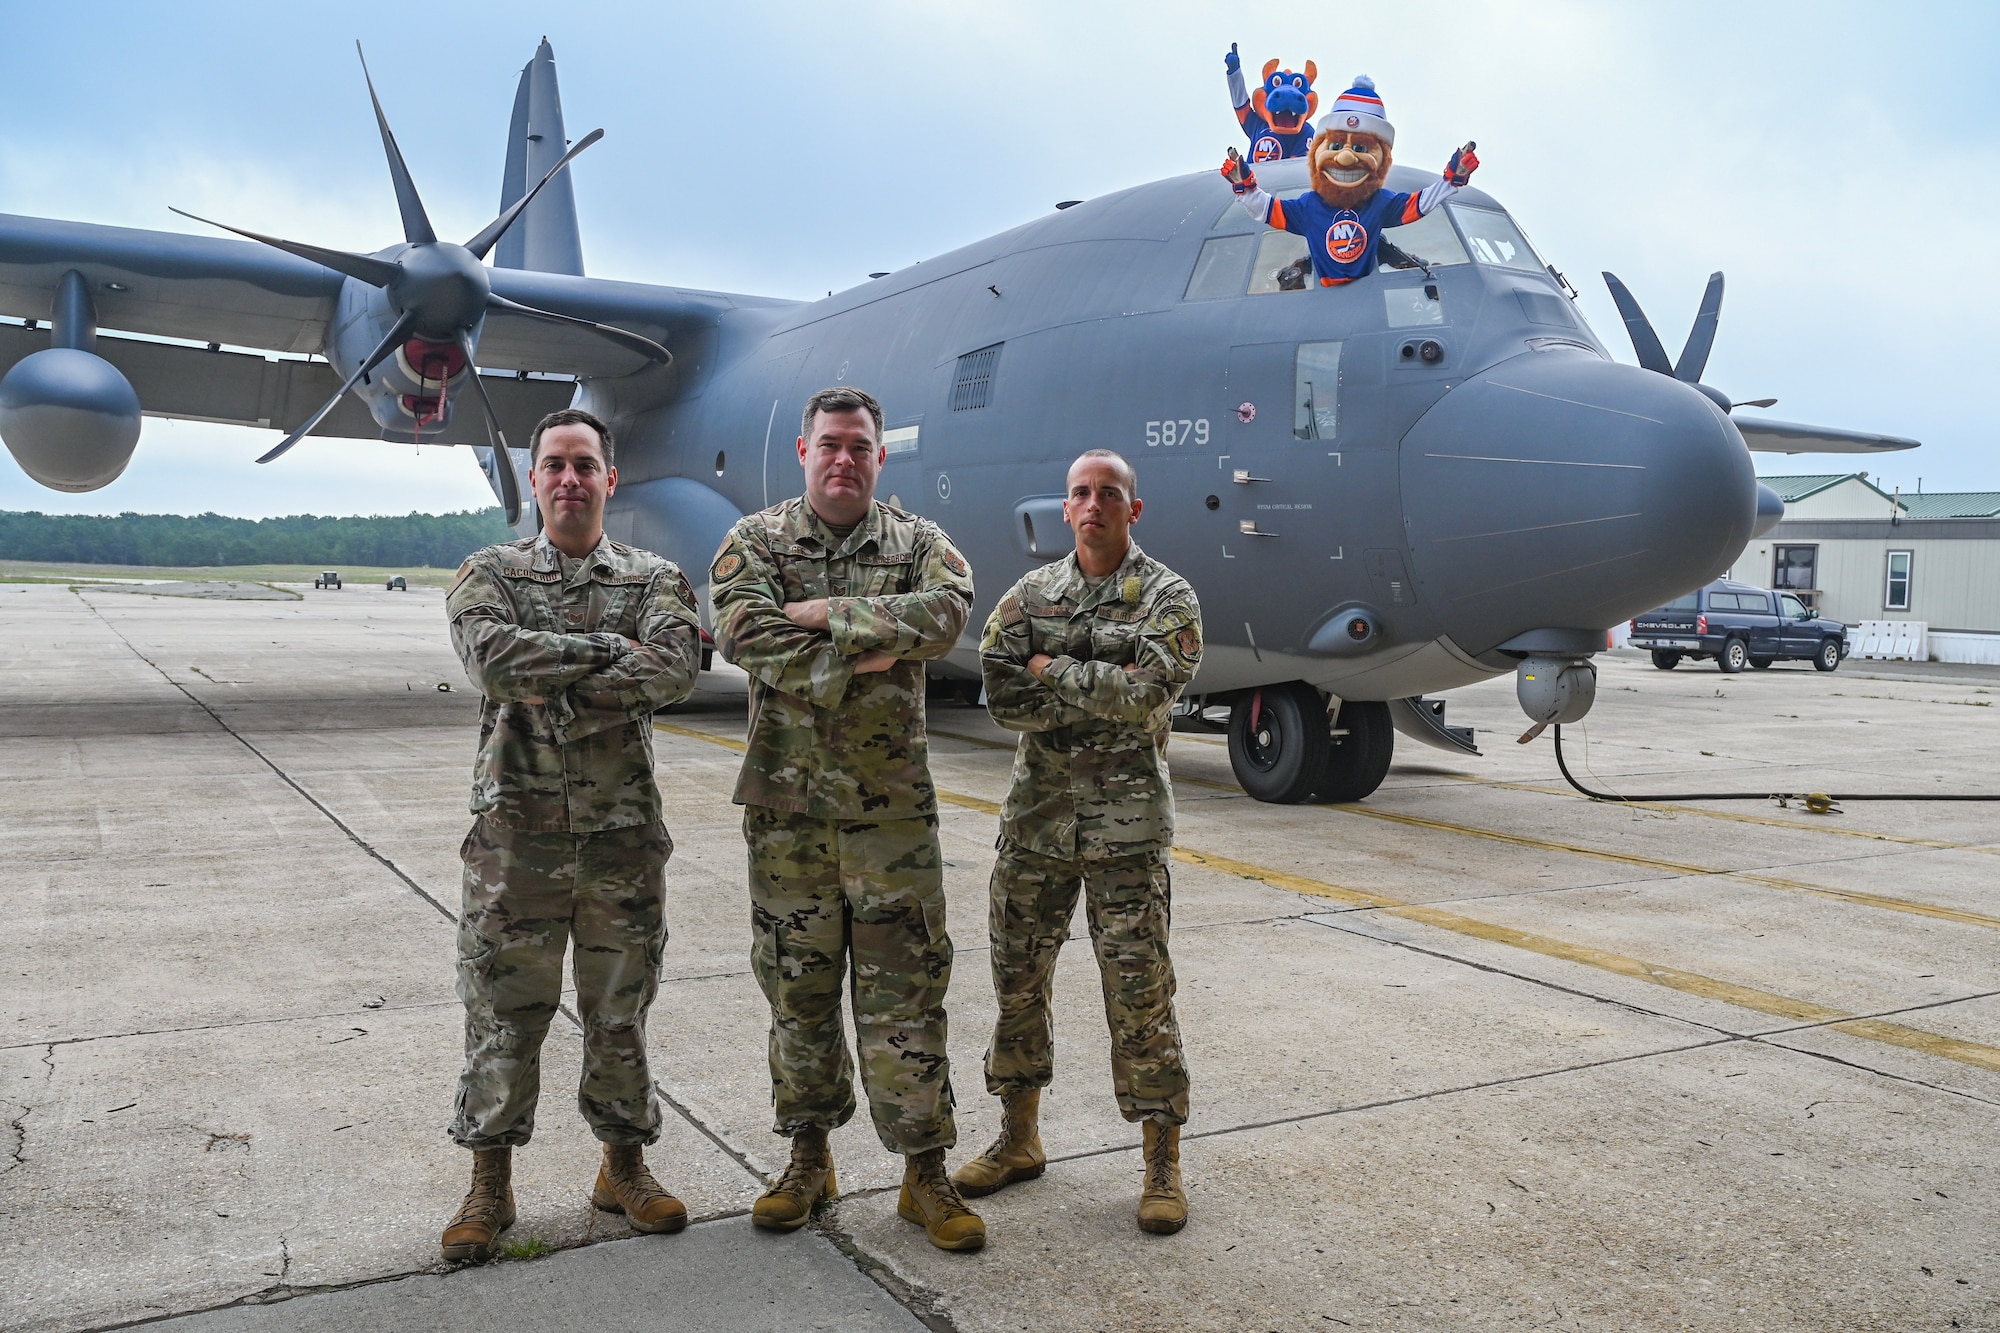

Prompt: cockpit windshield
[{"left": 1448, "top": 205, "right": 1544, "bottom": 271}]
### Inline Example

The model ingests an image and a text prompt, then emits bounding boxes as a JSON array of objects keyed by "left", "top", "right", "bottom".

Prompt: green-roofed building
[{"left": 1725, "top": 473, "right": 2000, "bottom": 662}]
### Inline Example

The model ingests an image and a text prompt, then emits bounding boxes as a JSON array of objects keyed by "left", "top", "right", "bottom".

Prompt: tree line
[{"left": 0, "top": 509, "right": 516, "bottom": 568}]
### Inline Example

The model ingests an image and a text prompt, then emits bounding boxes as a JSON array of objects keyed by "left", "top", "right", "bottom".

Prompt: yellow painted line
[
  {"left": 1176, "top": 770, "right": 2000, "bottom": 933},
  {"left": 1177, "top": 846, "right": 2000, "bottom": 1075},
  {"left": 654, "top": 719, "right": 2000, "bottom": 1075},
  {"left": 656, "top": 720, "right": 745, "bottom": 752}
]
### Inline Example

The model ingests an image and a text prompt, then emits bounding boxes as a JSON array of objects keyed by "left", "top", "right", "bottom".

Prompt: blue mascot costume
[
  {"left": 1225, "top": 43, "right": 1318, "bottom": 163},
  {"left": 1223, "top": 75, "right": 1480, "bottom": 285}
]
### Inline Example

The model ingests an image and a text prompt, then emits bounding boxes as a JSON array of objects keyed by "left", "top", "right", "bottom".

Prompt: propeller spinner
[{"left": 172, "top": 44, "right": 671, "bottom": 523}]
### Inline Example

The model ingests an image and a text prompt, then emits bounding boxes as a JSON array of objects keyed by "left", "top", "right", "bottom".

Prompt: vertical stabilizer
[{"left": 494, "top": 39, "right": 585, "bottom": 276}]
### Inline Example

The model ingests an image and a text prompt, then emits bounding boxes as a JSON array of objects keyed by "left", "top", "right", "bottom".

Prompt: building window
[
  {"left": 1885, "top": 550, "right": 1912, "bottom": 611},
  {"left": 1294, "top": 341, "right": 1341, "bottom": 440},
  {"left": 1774, "top": 544, "right": 1818, "bottom": 592}
]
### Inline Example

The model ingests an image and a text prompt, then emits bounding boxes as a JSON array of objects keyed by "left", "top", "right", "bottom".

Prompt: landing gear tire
[
  {"left": 1312, "top": 699, "right": 1394, "bottom": 804},
  {"left": 1814, "top": 639, "right": 1842, "bottom": 673},
  {"left": 1227, "top": 682, "right": 1330, "bottom": 804},
  {"left": 1718, "top": 639, "right": 1748, "bottom": 673},
  {"left": 1749, "top": 656, "right": 1773, "bottom": 670},
  {"left": 1650, "top": 650, "right": 1682, "bottom": 670}
]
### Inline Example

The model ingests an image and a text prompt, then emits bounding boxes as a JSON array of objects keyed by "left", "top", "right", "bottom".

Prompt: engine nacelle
[{"left": 0, "top": 347, "right": 143, "bottom": 492}]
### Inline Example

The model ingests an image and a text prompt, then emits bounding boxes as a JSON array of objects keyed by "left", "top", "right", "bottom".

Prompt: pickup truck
[{"left": 1629, "top": 579, "right": 1849, "bottom": 673}]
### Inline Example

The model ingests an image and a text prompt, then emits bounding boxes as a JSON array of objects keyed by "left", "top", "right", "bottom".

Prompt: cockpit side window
[
  {"left": 1448, "top": 205, "right": 1546, "bottom": 271},
  {"left": 1185, "top": 235, "right": 1258, "bottom": 301},
  {"left": 1249, "top": 232, "right": 1314, "bottom": 294},
  {"left": 1294, "top": 341, "right": 1341, "bottom": 440},
  {"left": 1379, "top": 208, "right": 1469, "bottom": 269}
]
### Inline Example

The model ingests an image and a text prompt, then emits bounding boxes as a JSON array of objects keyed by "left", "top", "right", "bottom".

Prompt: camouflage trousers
[
  {"left": 451, "top": 816, "right": 672, "bottom": 1150},
  {"left": 984, "top": 840, "right": 1188, "bottom": 1125},
  {"left": 744, "top": 806, "right": 956, "bottom": 1155}
]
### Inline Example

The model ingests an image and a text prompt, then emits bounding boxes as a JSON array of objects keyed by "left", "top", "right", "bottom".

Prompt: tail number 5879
[{"left": 1144, "top": 418, "right": 1209, "bottom": 448}]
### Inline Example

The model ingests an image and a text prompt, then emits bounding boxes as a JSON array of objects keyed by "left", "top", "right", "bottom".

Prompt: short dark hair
[
  {"left": 800, "top": 386, "right": 884, "bottom": 445},
  {"left": 528, "top": 408, "right": 614, "bottom": 467},
  {"left": 1072, "top": 447, "right": 1138, "bottom": 496}
]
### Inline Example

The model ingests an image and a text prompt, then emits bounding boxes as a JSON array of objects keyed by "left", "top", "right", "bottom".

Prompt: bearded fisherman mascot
[{"left": 1222, "top": 75, "right": 1479, "bottom": 286}]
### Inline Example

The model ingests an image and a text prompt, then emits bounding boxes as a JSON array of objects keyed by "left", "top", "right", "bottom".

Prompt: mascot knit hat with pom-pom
[{"left": 1326, "top": 76, "right": 1393, "bottom": 146}]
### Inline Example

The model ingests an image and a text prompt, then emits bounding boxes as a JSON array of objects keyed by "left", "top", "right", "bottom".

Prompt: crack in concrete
[
  {"left": 3, "top": 1000, "right": 461, "bottom": 1055},
  {"left": 5, "top": 1103, "right": 26, "bottom": 1173},
  {"left": 810, "top": 1207, "right": 964, "bottom": 1333},
  {"left": 75, "top": 593, "right": 455, "bottom": 924}
]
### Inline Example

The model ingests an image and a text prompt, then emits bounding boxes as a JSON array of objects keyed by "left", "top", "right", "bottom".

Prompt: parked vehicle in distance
[
  {"left": 385, "top": 575, "right": 407, "bottom": 591},
  {"left": 1630, "top": 579, "right": 1848, "bottom": 674},
  {"left": 313, "top": 571, "right": 342, "bottom": 590}
]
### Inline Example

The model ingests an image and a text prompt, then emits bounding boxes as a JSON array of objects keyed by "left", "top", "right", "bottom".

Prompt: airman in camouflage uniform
[
  {"left": 955, "top": 448, "right": 1202, "bottom": 1235},
  {"left": 441, "top": 409, "right": 703, "bottom": 1261},
  {"left": 712, "top": 384, "right": 986, "bottom": 1250}
]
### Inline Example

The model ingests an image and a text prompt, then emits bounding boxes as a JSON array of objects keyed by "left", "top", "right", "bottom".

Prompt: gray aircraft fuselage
[{"left": 589, "top": 155, "right": 1754, "bottom": 701}]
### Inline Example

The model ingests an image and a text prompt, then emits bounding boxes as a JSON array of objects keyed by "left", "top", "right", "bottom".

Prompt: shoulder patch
[
  {"left": 448, "top": 560, "right": 473, "bottom": 594},
  {"left": 711, "top": 548, "right": 746, "bottom": 583},
  {"left": 942, "top": 546, "right": 969, "bottom": 578},
  {"left": 1172, "top": 626, "right": 1203, "bottom": 664}
]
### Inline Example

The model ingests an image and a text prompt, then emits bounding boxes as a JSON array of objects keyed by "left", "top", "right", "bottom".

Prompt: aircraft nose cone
[{"left": 1399, "top": 350, "right": 1756, "bottom": 657}]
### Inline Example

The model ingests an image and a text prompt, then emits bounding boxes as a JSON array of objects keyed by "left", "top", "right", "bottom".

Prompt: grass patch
[{"left": 499, "top": 1236, "right": 550, "bottom": 1260}]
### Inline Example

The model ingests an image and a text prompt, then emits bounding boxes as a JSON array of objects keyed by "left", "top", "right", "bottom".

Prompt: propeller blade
[
  {"left": 1731, "top": 397, "right": 1778, "bottom": 410},
  {"left": 1674, "top": 271, "right": 1724, "bottom": 383},
  {"left": 486, "top": 292, "right": 671, "bottom": 364},
  {"left": 170, "top": 207, "right": 400, "bottom": 287},
  {"left": 356, "top": 43, "right": 437, "bottom": 244},
  {"left": 456, "top": 330, "right": 522, "bottom": 525},
  {"left": 256, "top": 310, "right": 416, "bottom": 463},
  {"left": 464, "top": 128, "right": 606, "bottom": 260},
  {"left": 1600, "top": 271, "right": 1673, "bottom": 376}
]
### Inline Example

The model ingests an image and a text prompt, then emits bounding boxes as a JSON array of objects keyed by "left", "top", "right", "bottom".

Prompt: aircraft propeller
[
  {"left": 1599, "top": 271, "right": 1770, "bottom": 417},
  {"left": 171, "top": 44, "right": 672, "bottom": 523}
]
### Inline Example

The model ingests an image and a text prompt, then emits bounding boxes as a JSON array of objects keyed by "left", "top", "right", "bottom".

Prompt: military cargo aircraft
[{"left": 0, "top": 41, "right": 1920, "bottom": 804}]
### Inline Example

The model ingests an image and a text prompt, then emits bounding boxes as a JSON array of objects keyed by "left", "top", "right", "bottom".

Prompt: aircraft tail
[{"left": 495, "top": 39, "right": 585, "bottom": 276}]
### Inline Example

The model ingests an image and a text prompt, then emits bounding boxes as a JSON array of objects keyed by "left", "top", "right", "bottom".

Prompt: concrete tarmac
[{"left": 1, "top": 579, "right": 1995, "bottom": 1331}]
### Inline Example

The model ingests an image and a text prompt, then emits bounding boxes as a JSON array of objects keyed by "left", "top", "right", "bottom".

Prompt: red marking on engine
[
  {"left": 402, "top": 337, "right": 467, "bottom": 382},
  {"left": 402, "top": 394, "right": 445, "bottom": 426}
]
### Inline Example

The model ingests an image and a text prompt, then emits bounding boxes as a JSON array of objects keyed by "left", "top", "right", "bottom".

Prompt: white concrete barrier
[
  {"left": 1928, "top": 631, "right": 2000, "bottom": 666},
  {"left": 1852, "top": 620, "right": 1927, "bottom": 661}
]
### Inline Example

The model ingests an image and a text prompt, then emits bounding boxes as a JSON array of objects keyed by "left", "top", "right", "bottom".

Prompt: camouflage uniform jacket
[
  {"left": 448, "top": 532, "right": 702, "bottom": 833},
  {"left": 981, "top": 542, "right": 1202, "bottom": 860},
  {"left": 711, "top": 497, "right": 973, "bottom": 820}
]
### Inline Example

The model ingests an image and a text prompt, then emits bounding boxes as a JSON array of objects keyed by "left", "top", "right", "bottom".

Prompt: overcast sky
[{"left": 3, "top": 1, "right": 1995, "bottom": 516}]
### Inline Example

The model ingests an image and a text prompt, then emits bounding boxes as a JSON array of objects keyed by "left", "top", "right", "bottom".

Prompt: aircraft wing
[
  {"left": 0, "top": 212, "right": 781, "bottom": 432},
  {"left": 1734, "top": 417, "right": 1920, "bottom": 455}
]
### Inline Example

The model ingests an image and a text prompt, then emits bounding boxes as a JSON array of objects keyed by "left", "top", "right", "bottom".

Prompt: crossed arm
[
  {"left": 980, "top": 591, "right": 1203, "bottom": 734},
  {"left": 447, "top": 563, "right": 702, "bottom": 742},
  {"left": 712, "top": 524, "right": 974, "bottom": 705}
]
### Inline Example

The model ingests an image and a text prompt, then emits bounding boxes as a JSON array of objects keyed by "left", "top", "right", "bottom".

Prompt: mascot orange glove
[
  {"left": 1220, "top": 147, "right": 1259, "bottom": 196},
  {"left": 1443, "top": 142, "right": 1480, "bottom": 187}
]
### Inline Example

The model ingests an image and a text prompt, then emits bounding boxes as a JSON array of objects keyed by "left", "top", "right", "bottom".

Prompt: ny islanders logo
[
  {"left": 1325, "top": 215, "right": 1369, "bottom": 265},
  {"left": 1253, "top": 135, "right": 1281, "bottom": 162}
]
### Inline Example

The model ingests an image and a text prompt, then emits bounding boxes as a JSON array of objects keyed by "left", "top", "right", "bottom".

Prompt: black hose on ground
[{"left": 1551, "top": 724, "right": 2000, "bottom": 806}]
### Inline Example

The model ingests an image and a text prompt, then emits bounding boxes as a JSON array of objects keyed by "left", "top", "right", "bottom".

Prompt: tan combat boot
[
  {"left": 592, "top": 1143, "right": 688, "bottom": 1235},
  {"left": 898, "top": 1147, "right": 987, "bottom": 1251},
  {"left": 951, "top": 1088, "right": 1046, "bottom": 1198},
  {"left": 751, "top": 1126, "right": 838, "bottom": 1232},
  {"left": 1137, "top": 1118, "right": 1187, "bottom": 1235},
  {"left": 441, "top": 1146, "right": 517, "bottom": 1261}
]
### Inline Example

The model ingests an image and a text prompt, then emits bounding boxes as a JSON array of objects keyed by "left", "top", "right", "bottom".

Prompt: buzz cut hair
[
  {"left": 801, "top": 385, "right": 885, "bottom": 445},
  {"left": 528, "top": 408, "right": 615, "bottom": 467},
  {"left": 1071, "top": 447, "right": 1138, "bottom": 497}
]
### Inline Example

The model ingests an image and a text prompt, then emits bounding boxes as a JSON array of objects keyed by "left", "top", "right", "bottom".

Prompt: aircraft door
[{"left": 756, "top": 348, "right": 810, "bottom": 509}]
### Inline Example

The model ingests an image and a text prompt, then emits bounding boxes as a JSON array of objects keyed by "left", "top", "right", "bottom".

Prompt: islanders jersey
[
  {"left": 1239, "top": 109, "right": 1314, "bottom": 163},
  {"left": 1240, "top": 177, "right": 1461, "bottom": 285}
]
